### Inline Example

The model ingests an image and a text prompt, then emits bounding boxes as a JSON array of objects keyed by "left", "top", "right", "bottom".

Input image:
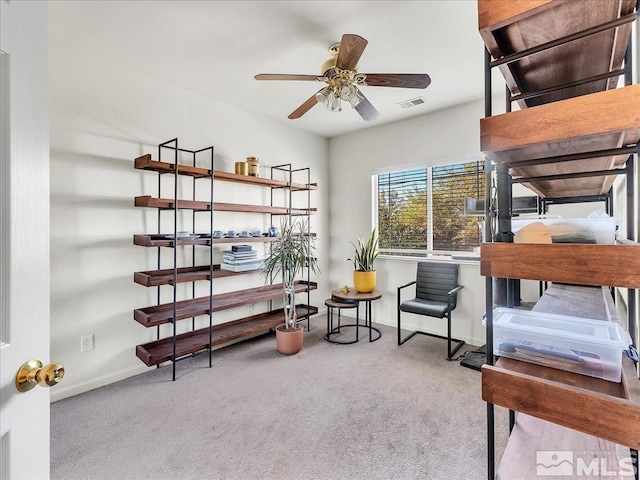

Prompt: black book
[{"left": 232, "top": 244, "right": 252, "bottom": 252}]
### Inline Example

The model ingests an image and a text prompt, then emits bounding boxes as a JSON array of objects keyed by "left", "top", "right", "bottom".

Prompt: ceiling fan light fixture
[
  {"left": 338, "top": 84, "right": 351, "bottom": 100},
  {"left": 315, "top": 86, "right": 332, "bottom": 106},
  {"left": 328, "top": 95, "right": 342, "bottom": 112},
  {"left": 348, "top": 90, "right": 363, "bottom": 108}
]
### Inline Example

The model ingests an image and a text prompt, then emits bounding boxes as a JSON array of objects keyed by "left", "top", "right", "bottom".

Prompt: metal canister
[
  {"left": 246, "top": 156, "right": 260, "bottom": 177},
  {"left": 235, "top": 161, "right": 248, "bottom": 175}
]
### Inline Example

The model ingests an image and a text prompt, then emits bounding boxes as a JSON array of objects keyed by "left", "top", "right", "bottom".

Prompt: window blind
[{"left": 432, "top": 161, "right": 485, "bottom": 251}]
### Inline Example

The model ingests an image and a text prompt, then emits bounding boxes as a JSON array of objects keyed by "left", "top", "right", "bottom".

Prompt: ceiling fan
[{"left": 254, "top": 34, "right": 431, "bottom": 121}]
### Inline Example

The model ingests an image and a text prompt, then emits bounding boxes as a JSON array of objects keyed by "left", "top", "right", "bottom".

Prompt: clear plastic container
[
  {"left": 511, "top": 217, "right": 618, "bottom": 244},
  {"left": 483, "top": 307, "right": 632, "bottom": 382}
]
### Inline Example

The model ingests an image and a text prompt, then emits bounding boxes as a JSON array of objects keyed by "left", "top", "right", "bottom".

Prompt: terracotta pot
[
  {"left": 275, "top": 324, "right": 303, "bottom": 355},
  {"left": 353, "top": 270, "right": 376, "bottom": 293}
]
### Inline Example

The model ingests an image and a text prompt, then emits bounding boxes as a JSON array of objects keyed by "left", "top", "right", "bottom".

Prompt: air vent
[{"left": 397, "top": 97, "right": 427, "bottom": 109}]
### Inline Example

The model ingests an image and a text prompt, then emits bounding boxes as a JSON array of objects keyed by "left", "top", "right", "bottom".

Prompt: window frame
[{"left": 372, "top": 154, "right": 486, "bottom": 259}]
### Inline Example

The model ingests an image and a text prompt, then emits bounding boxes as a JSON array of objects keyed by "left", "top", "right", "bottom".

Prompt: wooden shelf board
[
  {"left": 134, "top": 154, "right": 211, "bottom": 178},
  {"left": 212, "top": 236, "right": 278, "bottom": 244},
  {"left": 135, "top": 195, "right": 211, "bottom": 211},
  {"left": 135, "top": 197, "right": 316, "bottom": 215},
  {"left": 482, "top": 356, "right": 640, "bottom": 450},
  {"left": 212, "top": 170, "right": 317, "bottom": 191},
  {"left": 134, "top": 155, "right": 317, "bottom": 191},
  {"left": 213, "top": 202, "right": 316, "bottom": 215},
  {"left": 480, "top": 243, "right": 640, "bottom": 289},
  {"left": 133, "top": 264, "right": 264, "bottom": 287},
  {"left": 478, "top": 0, "right": 635, "bottom": 108},
  {"left": 480, "top": 85, "right": 640, "bottom": 198},
  {"left": 511, "top": 155, "right": 627, "bottom": 199},
  {"left": 133, "top": 234, "right": 282, "bottom": 248},
  {"left": 133, "top": 233, "right": 211, "bottom": 247},
  {"left": 135, "top": 304, "right": 319, "bottom": 366},
  {"left": 481, "top": 85, "right": 640, "bottom": 161},
  {"left": 133, "top": 281, "right": 317, "bottom": 327}
]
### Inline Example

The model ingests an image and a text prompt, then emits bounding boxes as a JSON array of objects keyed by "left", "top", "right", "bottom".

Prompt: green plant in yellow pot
[{"left": 348, "top": 229, "right": 379, "bottom": 293}]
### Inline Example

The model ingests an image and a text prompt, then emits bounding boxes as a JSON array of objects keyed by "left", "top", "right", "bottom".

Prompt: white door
[{"left": 0, "top": 1, "right": 52, "bottom": 479}]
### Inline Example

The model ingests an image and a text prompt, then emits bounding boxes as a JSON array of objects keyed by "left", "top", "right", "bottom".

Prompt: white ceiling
[{"left": 49, "top": 0, "right": 486, "bottom": 138}]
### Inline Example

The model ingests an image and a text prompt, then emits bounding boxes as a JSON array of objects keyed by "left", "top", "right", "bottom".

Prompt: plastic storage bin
[
  {"left": 483, "top": 307, "right": 631, "bottom": 382},
  {"left": 511, "top": 216, "right": 618, "bottom": 244}
]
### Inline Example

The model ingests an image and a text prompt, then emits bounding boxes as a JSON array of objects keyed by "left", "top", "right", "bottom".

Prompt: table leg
[
  {"left": 326, "top": 306, "right": 330, "bottom": 338},
  {"left": 367, "top": 300, "right": 372, "bottom": 342},
  {"left": 356, "top": 302, "right": 359, "bottom": 341}
]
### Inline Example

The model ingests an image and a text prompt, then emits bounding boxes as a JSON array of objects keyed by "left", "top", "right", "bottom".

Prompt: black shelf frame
[
  {"left": 270, "top": 162, "right": 315, "bottom": 331},
  {"left": 482, "top": 12, "right": 639, "bottom": 480},
  {"left": 155, "top": 138, "right": 215, "bottom": 381}
]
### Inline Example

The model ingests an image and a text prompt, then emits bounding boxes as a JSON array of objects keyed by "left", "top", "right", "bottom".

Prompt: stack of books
[{"left": 221, "top": 245, "right": 263, "bottom": 272}]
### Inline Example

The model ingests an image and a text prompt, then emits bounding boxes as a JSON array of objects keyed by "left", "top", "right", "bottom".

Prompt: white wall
[
  {"left": 327, "top": 99, "right": 620, "bottom": 347},
  {"left": 49, "top": 56, "right": 330, "bottom": 401},
  {"left": 328, "top": 100, "right": 489, "bottom": 346}
]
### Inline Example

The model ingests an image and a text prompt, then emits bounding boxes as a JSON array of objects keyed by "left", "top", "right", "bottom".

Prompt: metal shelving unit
[
  {"left": 133, "top": 140, "right": 318, "bottom": 379},
  {"left": 478, "top": 1, "right": 640, "bottom": 477}
]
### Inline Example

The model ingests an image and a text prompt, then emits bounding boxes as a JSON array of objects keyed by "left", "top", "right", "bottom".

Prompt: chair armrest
[
  {"left": 398, "top": 280, "right": 416, "bottom": 293},
  {"left": 447, "top": 285, "right": 463, "bottom": 309},
  {"left": 398, "top": 280, "right": 417, "bottom": 302},
  {"left": 397, "top": 280, "right": 417, "bottom": 310},
  {"left": 447, "top": 285, "right": 464, "bottom": 296}
]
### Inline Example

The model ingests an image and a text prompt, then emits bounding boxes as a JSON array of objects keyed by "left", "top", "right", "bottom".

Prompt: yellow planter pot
[{"left": 353, "top": 270, "right": 376, "bottom": 293}]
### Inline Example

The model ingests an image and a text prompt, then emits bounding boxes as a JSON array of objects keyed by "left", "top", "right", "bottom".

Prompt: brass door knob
[{"left": 15, "top": 359, "right": 65, "bottom": 393}]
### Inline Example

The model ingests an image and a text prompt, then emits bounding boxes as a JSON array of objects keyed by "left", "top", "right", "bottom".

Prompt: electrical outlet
[{"left": 80, "top": 335, "right": 94, "bottom": 352}]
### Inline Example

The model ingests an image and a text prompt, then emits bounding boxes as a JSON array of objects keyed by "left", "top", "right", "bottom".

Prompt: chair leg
[
  {"left": 397, "top": 309, "right": 421, "bottom": 346},
  {"left": 445, "top": 311, "right": 465, "bottom": 361},
  {"left": 398, "top": 309, "right": 465, "bottom": 359},
  {"left": 397, "top": 305, "right": 401, "bottom": 345}
]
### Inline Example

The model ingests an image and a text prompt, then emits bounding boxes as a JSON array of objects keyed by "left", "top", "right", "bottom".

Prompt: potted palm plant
[
  {"left": 348, "top": 228, "right": 379, "bottom": 293},
  {"left": 262, "top": 217, "right": 320, "bottom": 355}
]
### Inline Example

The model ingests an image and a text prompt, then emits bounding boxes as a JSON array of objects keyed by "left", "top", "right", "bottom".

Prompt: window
[{"left": 374, "top": 158, "right": 485, "bottom": 256}]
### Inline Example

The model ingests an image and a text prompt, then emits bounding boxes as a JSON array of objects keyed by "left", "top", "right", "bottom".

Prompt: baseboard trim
[{"left": 50, "top": 364, "right": 151, "bottom": 402}]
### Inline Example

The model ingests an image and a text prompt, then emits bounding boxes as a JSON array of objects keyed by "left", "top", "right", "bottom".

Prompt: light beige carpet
[{"left": 51, "top": 319, "right": 508, "bottom": 480}]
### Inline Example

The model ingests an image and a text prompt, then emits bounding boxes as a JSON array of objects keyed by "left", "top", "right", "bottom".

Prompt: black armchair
[{"left": 397, "top": 261, "right": 465, "bottom": 360}]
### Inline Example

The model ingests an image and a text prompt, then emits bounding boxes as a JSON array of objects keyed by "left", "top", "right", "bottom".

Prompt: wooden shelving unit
[
  {"left": 477, "top": 1, "right": 639, "bottom": 477},
  {"left": 132, "top": 140, "right": 318, "bottom": 379}
]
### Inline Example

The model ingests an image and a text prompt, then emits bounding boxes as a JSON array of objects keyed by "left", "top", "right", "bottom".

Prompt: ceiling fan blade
[
  {"left": 354, "top": 88, "right": 379, "bottom": 122},
  {"left": 361, "top": 73, "right": 431, "bottom": 89},
  {"left": 336, "top": 34, "right": 368, "bottom": 71},
  {"left": 255, "top": 74, "right": 320, "bottom": 81},
  {"left": 288, "top": 93, "right": 319, "bottom": 119}
]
